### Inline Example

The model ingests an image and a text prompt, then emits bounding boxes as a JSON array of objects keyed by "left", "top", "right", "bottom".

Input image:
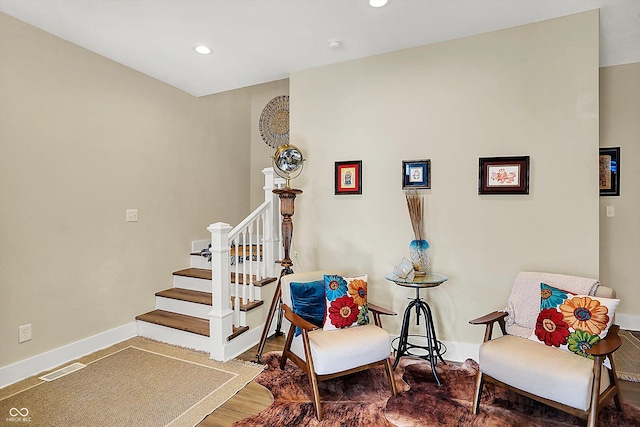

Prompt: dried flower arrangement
[{"left": 405, "top": 189, "right": 424, "bottom": 241}]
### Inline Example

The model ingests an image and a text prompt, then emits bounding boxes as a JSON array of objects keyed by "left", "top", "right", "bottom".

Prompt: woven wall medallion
[{"left": 259, "top": 95, "right": 290, "bottom": 148}]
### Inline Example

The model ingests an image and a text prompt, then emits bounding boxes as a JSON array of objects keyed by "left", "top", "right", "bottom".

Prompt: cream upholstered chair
[
  {"left": 279, "top": 271, "right": 398, "bottom": 421},
  {"left": 470, "top": 272, "right": 623, "bottom": 427}
]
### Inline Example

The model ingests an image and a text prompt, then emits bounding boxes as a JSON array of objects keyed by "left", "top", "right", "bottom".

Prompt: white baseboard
[
  {"left": 222, "top": 325, "right": 264, "bottom": 362},
  {"left": 0, "top": 322, "right": 137, "bottom": 388},
  {"left": 440, "top": 340, "right": 480, "bottom": 363},
  {"left": 617, "top": 313, "right": 640, "bottom": 331}
]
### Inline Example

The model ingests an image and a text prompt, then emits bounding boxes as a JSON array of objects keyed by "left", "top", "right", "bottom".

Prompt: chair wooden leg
[
  {"left": 307, "top": 369, "right": 323, "bottom": 421},
  {"left": 587, "top": 355, "right": 604, "bottom": 427},
  {"left": 384, "top": 357, "right": 398, "bottom": 396},
  {"left": 301, "top": 330, "right": 323, "bottom": 421},
  {"left": 472, "top": 370, "right": 484, "bottom": 414},
  {"left": 608, "top": 354, "right": 623, "bottom": 411},
  {"left": 279, "top": 325, "right": 296, "bottom": 370}
]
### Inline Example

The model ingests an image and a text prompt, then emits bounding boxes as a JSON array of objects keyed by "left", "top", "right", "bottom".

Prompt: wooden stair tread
[
  {"left": 250, "top": 276, "right": 277, "bottom": 287},
  {"left": 228, "top": 326, "right": 249, "bottom": 342},
  {"left": 173, "top": 268, "right": 212, "bottom": 280},
  {"left": 231, "top": 296, "right": 264, "bottom": 312},
  {"left": 136, "top": 310, "right": 251, "bottom": 342},
  {"left": 173, "top": 268, "right": 276, "bottom": 287},
  {"left": 136, "top": 310, "right": 209, "bottom": 336},
  {"left": 156, "top": 288, "right": 212, "bottom": 305}
]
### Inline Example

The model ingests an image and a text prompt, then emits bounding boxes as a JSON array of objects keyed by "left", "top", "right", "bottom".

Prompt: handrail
[{"left": 229, "top": 200, "right": 270, "bottom": 241}]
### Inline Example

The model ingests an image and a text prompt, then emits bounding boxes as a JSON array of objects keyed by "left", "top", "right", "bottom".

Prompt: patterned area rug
[
  {"left": 0, "top": 337, "right": 264, "bottom": 427},
  {"left": 386, "top": 357, "right": 640, "bottom": 427},
  {"left": 232, "top": 352, "right": 409, "bottom": 426},
  {"left": 234, "top": 352, "right": 640, "bottom": 427},
  {"left": 617, "top": 330, "right": 640, "bottom": 382}
]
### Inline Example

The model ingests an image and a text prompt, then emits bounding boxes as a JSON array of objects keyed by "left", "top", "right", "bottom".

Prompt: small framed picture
[
  {"left": 599, "top": 147, "right": 620, "bottom": 196},
  {"left": 402, "top": 160, "right": 431, "bottom": 189},
  {"left": 335, "top": 160, "right": 362, "bottom": 195},
  {"left": 478, "top": 156, "right": 530, "bottom": 195}
]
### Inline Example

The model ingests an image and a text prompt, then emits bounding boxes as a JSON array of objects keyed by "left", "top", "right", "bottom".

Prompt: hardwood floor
[
  {"left": 199, "top": 333, "right": 640, "bottom": 426},
  {"left": 619, "top": 331, "right": 640, "bottom": 409},
  {"left": 197, "top": 334, "right": 285, "bottom": 427}
]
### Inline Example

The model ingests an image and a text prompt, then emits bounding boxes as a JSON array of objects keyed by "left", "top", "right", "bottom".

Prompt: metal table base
[{"left": 392, "top": 287, "right": 447, "bottom": 386}]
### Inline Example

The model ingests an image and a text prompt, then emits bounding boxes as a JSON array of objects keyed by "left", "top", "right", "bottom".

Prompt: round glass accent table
[{"left": 384, "top": 272, "right": 449, "bottom": 386}]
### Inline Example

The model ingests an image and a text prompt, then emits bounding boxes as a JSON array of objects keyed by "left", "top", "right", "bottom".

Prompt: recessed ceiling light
[
  {"left": 193, "top": 45, "right": 212, "bottom": 55},
  {"left": 368, "top": 0, "right": 389, "bottom": 7}
]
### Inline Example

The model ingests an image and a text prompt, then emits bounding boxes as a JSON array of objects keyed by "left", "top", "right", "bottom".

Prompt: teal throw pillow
[{"left": 290, "top": 280, "right": 326, "bottom": 336}]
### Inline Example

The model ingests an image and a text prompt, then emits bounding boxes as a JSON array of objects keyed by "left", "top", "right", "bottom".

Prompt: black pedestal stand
[{"left": 392, "top": 287, "right": 447, "bottom": 386}]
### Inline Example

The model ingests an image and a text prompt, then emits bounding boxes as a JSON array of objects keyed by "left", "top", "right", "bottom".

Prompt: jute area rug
[
  {"left": 233, "top": 352, "right": 640, "bottom": 427},
  {"left": 0, "top": 337, "right": 264, "bottom": 427},
  {"left": 617, "top": 330, "right": 640, "bottom": 382}
]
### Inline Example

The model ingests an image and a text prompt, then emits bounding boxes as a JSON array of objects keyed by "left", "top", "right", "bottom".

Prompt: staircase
[{"left": 136, "top": 168, "right": 285, "bottom": 361}]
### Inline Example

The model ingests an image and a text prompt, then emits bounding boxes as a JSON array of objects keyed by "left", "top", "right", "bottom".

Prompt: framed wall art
[
  {"left": 402, "top": 159, "right": 431, "bottom": 189},
  {"left": 599, "top": 147, "right": 620, "bottom": 196},
  {"left": 335, "top": 160, "right": 362, "bottom": 195},
  {"left": 478, "top": 156, "right": 530, "bottom": 195}
]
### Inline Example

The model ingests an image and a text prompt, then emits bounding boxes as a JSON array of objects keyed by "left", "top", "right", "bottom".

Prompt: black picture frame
[
  {"left": 402, "top": 159, "right": 431, "bottom": 189},
  {"left": 335, "top": 160, "right": 362, "bottom": 195},
  {"left": 599, "top": 147, "right": 620, "bottom": 196},
  {"left": 478, "top": 156, "right": 530, "bottom": 195}
]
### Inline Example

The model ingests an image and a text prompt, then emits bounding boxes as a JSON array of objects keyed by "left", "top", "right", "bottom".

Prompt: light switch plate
[
  {"left": 126, "top": 209, "right": 138, "bottom": 222},
  {"left": 605, "top": 206, "right": 615, "bottom": 218}
]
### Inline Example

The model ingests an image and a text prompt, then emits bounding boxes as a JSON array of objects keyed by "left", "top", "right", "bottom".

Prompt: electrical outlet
[{"left": 19, "top": 324, "right": 32, "bottom": 343}]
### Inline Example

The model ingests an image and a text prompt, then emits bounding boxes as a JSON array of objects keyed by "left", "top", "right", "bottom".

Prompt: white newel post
[
  {"left": 208, "top": 222, "right": 234, "bottom": 361},
  {"left": 262, "top": 168, "right": 282, "bottom": 277}
]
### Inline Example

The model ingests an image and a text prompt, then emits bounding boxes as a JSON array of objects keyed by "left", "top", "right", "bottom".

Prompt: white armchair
[
  {"left": 279, "top": 271, "right": 398, "bottom": 421},
  {"left": 470, "top": 272, "right": 623, "bottom": 427}
]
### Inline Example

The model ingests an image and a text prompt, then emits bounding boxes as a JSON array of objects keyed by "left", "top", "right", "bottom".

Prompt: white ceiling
[{"left": 1, "top": 0, "right": 639, "bottom": 97}]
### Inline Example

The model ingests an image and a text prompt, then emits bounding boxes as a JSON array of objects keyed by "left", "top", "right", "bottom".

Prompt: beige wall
[
  {"left": 2, "top": 8, "right": 636, "bottom": 369},
  {"left": 0, "top": 13, "right": 260, "bottom": 366},
  {"left": 599, "top": 63, "right": 640, "bottom": 322},
  {"left": 290, "top": 11, "right": 601, "bottom": 346}
]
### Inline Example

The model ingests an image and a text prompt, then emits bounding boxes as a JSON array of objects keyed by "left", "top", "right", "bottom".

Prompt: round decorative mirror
[{"left": 259, "top": 95, "right": 289, "bottom": 148}]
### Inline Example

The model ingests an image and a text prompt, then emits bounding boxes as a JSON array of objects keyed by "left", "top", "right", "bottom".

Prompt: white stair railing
[{"left": 207, "top": 168, "right": 283, "bottom": 361}]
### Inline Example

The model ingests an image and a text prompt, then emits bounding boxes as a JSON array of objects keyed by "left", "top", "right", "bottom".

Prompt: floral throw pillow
[
  {"left": 322, "top": 274, "right": 369, "bottom": 331},
  {"left": 528, "top": 283, "right": 619, "bottom": 359}
]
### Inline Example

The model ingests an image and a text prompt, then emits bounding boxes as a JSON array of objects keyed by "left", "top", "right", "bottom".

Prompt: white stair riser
[
  {"left": 189, "top": 255, "right": 263, "bottom": 272},
  {"left": 156, "top": 297, "right": 211, "bottom": 320},
  {"left": 136, "top": 321, "right": 209, "bottom": 352},
  {"left": 190, "top": 255, "right": 211, "bottom": 270},
  {"left": 239, "top": 305, "right": 266, "bottom": 328},
  {"left": 229, "top": 261, "right": 260, "bottom": 276},
  {"left": 173, "top": 275, "right": 211, "bottom": 292},
  {"left": 230, "top": 285, "right": 263, "bottom": 302},
  {"left": 191, "top": 239, "right": 210, "bottom": 253}
]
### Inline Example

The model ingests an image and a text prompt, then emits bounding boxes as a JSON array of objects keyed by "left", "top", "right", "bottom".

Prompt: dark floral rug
[{"left": 233, "top": 352, "right": 640, "bottom": 426}]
